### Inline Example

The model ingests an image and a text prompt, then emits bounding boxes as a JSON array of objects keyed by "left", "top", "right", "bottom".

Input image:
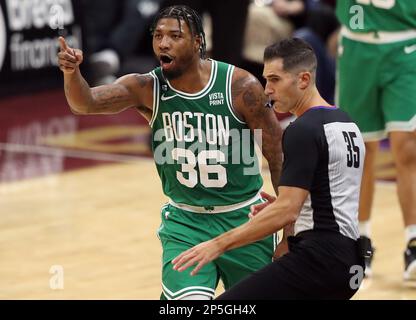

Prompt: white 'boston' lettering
[
  {"left": 193, "top": 112, "right": 204, "bottom": 143},
  {"left": 161, "top": 112, "right": 230, "bottom": 146},
  {"left": 217, "top": 116, "right": 230, "bottom": 146},
  {"left": 162, "top": 113, "right": 174, "bottom": 142},
  {"left": 171, "top": 111, "right": 183, "bottom": 142},
  {"left": 183, "top": 112, "right": 194, "bottom": 142},
  {"left": 205, "top": 114, "right": 217, "bottom": 145}
]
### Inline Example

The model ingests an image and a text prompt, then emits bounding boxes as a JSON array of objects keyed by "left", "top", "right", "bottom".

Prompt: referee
[{"left": 172, "top": 38, "right": 366, "bottom": 299}]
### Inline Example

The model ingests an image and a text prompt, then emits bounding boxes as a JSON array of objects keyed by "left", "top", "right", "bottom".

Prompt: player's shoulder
[
  {"left": 116, "top": 73, "right": 154, "bottom": 87},
  {"left": 212, "top": 60, "right": 260, "bottom": 86},
  {"left": 113, "top": 73, "right": 154, "bottom": 109},
  {"left": 232, "top": 67, "right": 260, "bottom": 85},
  {"left": 114, "top": 73, "right": 155, "bottom": 97},
  {"left": 230, "top": 66, "right": 264, "bottom": 101}
]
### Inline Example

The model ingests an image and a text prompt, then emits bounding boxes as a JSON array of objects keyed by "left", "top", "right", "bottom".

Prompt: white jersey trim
[
  {"left": 341, "top": 26, "right": 416, "bottom": 44},
  {"left": 162, "top": 283, "right": 215, "bottom": 300},
  {"left": 166, "top": 59, "right": 217, "bottom": 99},
  {"left": 149, "top": 71, "right": 160, "bottom": 128},
  {"left": 361, "top": 130, "right": 387, "bottom": 142},
  {"left": 226, "top": 65, "right": 246, "bottom": 124},
  {"left": 168, "top": 192, "right": 262, "bottom": 214},
  {"left": 386, "top": 114, "right": 416, "bottom": 132}
]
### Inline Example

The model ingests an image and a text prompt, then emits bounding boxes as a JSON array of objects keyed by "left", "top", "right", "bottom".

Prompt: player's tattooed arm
[
  {"left": 90, "top": 84, "right": 133, "bottom": 112},
  {"left": 65, "top": 71, "right": 153, "bottom": 115},
  {"left": 232, "top": 68, "right": 283, "bottom": 195}
]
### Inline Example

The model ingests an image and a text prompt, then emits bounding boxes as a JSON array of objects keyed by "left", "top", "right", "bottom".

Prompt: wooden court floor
[{"left": 0, "top": 160, "right": 415, "bottom": 300}]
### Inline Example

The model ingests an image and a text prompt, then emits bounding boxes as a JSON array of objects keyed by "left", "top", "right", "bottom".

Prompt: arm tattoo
[
  {"left": 92, "top": 85, "right": 131, "bottom": 110},
  {"left": 243, "top": 87, "right": 263, "bottom": 110},
  {"left": 135, "top": 74, "right": 152, "bottom": 88},
  {"left": 233, "top": 72, "right": 283, "bottom": 194},
  {"left": 231, "top": 77, "right": 246, "bottom": 102}
]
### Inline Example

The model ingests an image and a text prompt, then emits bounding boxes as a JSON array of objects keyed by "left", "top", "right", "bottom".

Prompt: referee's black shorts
[{"left": 217, "top": 230, "right": 365, "bottom": 300}]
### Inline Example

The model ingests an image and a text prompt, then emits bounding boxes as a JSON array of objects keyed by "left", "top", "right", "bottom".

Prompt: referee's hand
[{"left": 172, "top": 239, "right": 223, "bottom": 276}]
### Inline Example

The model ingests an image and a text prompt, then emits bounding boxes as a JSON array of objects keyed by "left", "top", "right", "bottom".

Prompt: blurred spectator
[
  {"left": 83, "top": 0, "right": 164, "bottom": 85},
  {"left": 241, "top": 0, "right": 338, "bottom": 121},
  {"left": 272, "top": 0, "right": 308, "bottom": 29},
  {"left": 270, "top": 0, "right": 339, "bottom": 103},
  {"left": 243, "top": 1, "right": 293, "bottom": 66},
  {"left": 241, "top": 1, "right": 293, "bottom": 86},
  {"left": 294, "top": 3, "right": 339, "bottom": 103}
]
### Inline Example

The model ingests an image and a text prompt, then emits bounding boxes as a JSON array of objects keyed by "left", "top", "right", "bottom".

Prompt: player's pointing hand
[{"left": 58, "top": 36, "right": 83, "bottom": 74}]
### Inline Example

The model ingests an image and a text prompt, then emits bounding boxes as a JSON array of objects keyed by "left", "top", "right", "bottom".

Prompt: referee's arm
[{"left": 172, "top": 186, "right": 307, "bottom": 276}]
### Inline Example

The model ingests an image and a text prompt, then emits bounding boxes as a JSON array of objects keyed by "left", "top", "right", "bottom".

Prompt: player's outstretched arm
[
  {"left": 58, "top": 37, "right": 153, "bottom": 115},
  {"left": 231, "top": 68, "right": 283, "bottom": 195},
  {"left": 172, "top": 186, "right": 307, "bottom": 276}
]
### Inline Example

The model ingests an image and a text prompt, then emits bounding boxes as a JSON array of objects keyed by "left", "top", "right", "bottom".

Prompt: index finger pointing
[{"left": 59, "top": 37, "right": 68, "bottom": 51}]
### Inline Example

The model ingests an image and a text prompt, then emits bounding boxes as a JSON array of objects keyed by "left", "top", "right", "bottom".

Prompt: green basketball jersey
[
  {"left": 336, "top": 0, "right": 416, "bottom": 32},
  {"left": 149, "top": 60, "right": 263, "bottom": 207}
]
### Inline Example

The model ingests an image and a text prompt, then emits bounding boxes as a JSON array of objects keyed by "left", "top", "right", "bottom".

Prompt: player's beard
[
  {"left": 161, "top": 51, "right": 195, "bottom": 80},
  {"left": 162, "top": 66, "right": 182, "bottom": 80}
]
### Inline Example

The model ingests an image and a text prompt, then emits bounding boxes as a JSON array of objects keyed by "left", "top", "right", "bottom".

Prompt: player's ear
[
  {"left": 298, "top": 71, "right": 311, "bottom": 90},
  {"left": 194, "top": 35, "right": 202, "bottom": 54}
]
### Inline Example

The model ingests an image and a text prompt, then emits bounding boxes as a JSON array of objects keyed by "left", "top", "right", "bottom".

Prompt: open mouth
[
  {"left": 160, "top": 54, "right": 174, "bottom": 68},
  {"left": 265, "top": 99, "right": 275, "bottom": 108}
]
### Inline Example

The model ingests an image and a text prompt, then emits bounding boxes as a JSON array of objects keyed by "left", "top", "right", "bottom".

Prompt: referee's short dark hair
[{"left": 264, "top": 38, "right": 317, "bottom": 75}]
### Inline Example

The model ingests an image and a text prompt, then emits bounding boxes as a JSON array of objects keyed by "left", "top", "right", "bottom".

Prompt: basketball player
[
  {"left": 58, "top": 5, "right": 282, "bottom": 300},
  {"left": 173, "top": 38, "right": 366, "bottom": 299},
  {"left": 337, "top": 0, "right": 416, "bottom": 280}
]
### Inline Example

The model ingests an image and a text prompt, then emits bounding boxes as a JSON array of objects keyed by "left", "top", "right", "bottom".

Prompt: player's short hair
[
  {"left": 151, "top": 5, "right": 207, "bottom": 58},
  {"left": 264, "top": 38, "right": 317, "bottom": 75}
]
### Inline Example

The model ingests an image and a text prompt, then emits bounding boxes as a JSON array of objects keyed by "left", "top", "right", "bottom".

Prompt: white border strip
[
  {"left": 169, "top": 192, "right": 261, "bottom": 214},
  {"left": 386, "top": 114, "right": 416, "bottom": 132},
  {"left": 162, "top": 283, "right": 215, "bottom": 300},
  {"left": 361, "top": 130, "right": 387, "bottom": 142},
  {"left": 149, "top": 71, "right": 160, "bottom": 128},
  {"left": 226, "top": 65, "right": 245, "bottom": 124},
  {"left": 167, "top": 60, "right": 217, "bottom": 98},
  {"left": 341, "top": 26, "right": 416, "bottom": 44}
]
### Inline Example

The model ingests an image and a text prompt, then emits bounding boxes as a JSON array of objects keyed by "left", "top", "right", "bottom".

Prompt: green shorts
[
  {"left": 337, "top": 36, "right": 416, "bottom": 141},
  {"left": 156, "top": 199, "right": 277, "bottom": 300}
]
